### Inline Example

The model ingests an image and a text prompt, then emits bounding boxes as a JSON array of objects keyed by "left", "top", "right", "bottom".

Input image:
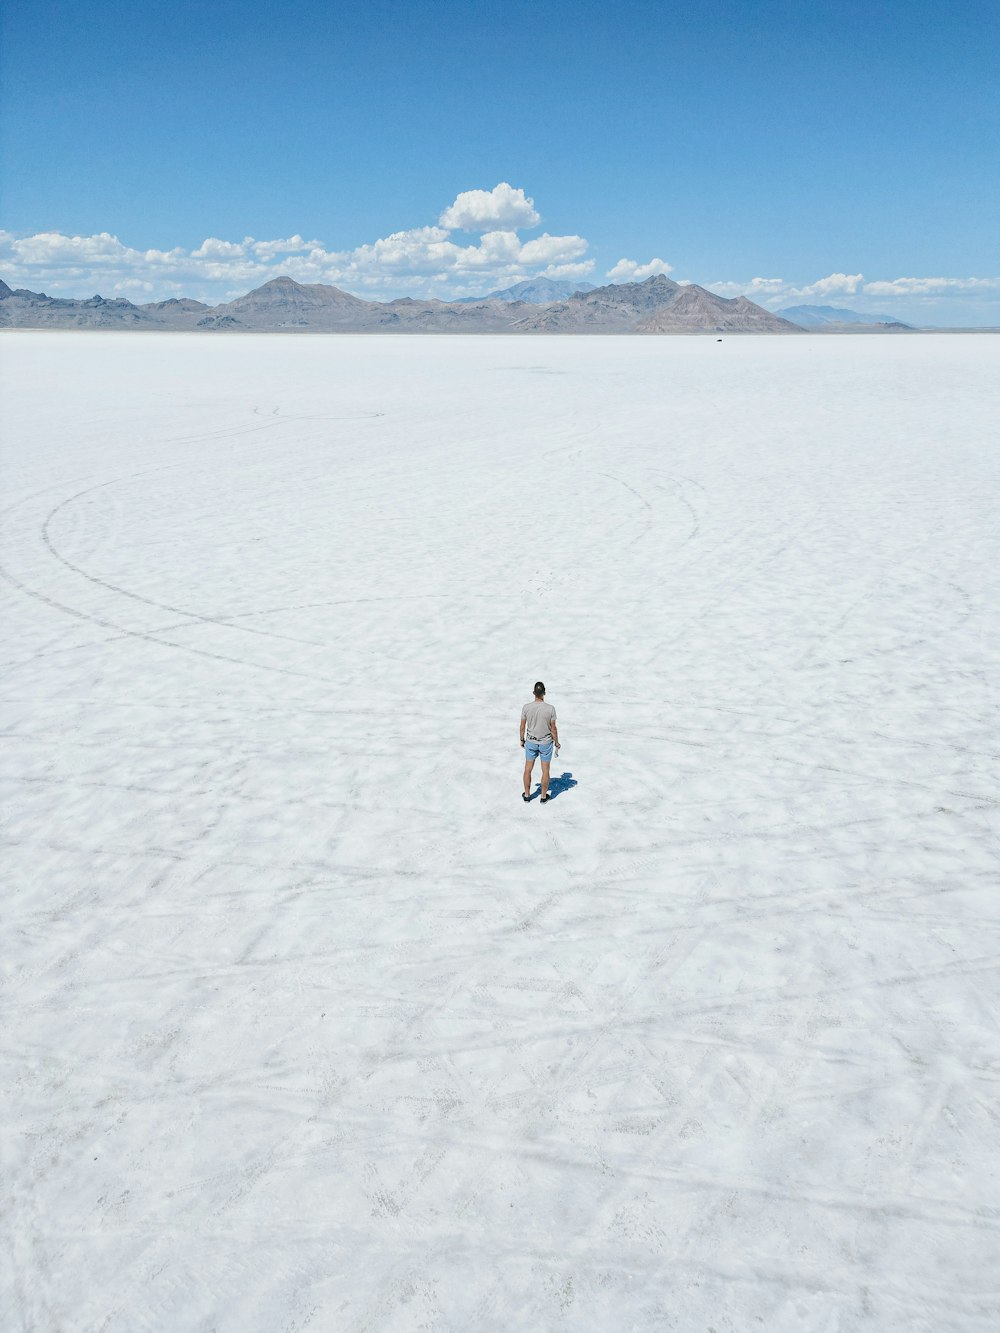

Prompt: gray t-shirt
[{"left": 522, "top": 699, "right": 557, "bottom": 742}]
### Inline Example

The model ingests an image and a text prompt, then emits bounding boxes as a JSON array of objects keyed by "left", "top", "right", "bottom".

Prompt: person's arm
[
  {"left": 519, "top": 712, "right": 526, "bottom": 747},
  {"left": 550, "top": 716, "right": 560, "bottom": 751}
]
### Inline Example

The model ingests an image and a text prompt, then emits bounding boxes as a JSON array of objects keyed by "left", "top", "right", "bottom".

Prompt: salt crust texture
[{"left": 1, "top": 332, "right": 998, "bottom": 1331}]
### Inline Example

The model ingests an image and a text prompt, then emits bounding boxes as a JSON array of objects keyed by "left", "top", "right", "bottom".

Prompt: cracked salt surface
[{"left": 1, "top": 331, "right": 998, "bottom": 1331}]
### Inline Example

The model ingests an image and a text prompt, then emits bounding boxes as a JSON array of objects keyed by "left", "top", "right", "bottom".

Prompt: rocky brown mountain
[
  {"left": 201, "top": 276, "right": 370, "bottom": 329},
  {"left": 516, "top": 274, "right": 801, "bottom": 333}
]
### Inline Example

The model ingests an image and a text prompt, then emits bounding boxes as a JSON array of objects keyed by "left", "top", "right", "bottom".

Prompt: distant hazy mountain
[
  {"left": 454, "top": 277, "right": 596, "bottom": 304},
  {"left": 780, "top": 304, "right": 913, "bottom": 330},
  {"left": 517, "top": 274, "right": 802, "bottom": 334},
  {"left": 0, "top": 271, "right": 808, "bottom": 335}
]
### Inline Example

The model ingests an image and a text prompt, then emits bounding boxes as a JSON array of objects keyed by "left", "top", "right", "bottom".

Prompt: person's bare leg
[
  {"left": 523, "top": 759, "right": 534, "bottom": 796},
  {"left": 540, "top": 760, "right": 551, "bottom": 798}
]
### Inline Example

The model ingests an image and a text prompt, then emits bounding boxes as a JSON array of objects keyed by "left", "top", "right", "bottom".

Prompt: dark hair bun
[{"left": 534, "top": 681, "right": 545, "bottom": 695}]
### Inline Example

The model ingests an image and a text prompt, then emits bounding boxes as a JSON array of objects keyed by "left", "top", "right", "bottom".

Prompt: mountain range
[
  {"left": 0, "top": 272, "right": 809, "bottom": 335},
  {"left": 523, "top": 276, "right": 801, "bottom": 333}
]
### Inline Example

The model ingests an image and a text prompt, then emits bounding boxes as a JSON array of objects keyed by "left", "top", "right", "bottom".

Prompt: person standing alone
[{"left": 520, "top": 681, "right": 559, "bottom": 803}]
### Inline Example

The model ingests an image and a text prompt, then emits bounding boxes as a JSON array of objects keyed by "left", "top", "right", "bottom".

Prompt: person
[{"left": 520, "top": 681, "right": 559, "bottom": 803}]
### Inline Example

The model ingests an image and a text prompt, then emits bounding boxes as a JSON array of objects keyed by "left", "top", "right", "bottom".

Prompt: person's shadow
[{"left": 543, "top": 771, "right": 578, "bottom": 801}]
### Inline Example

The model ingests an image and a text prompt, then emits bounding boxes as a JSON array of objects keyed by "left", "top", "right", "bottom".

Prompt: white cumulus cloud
[
  {"left": 606, "top": 257, "right": 674, "bottom": 282},
  {"left": 862, "top": 276, "right": 1000, "bottom": 297},
  {"left": 707, "top": 277, "right": 785, "bottom": 298},
  {"left": 706, "top": 272, "right": 862, "bottom": 307},
  {"left": 541, "top": 261, "right": 595, "bottom": 280},
  {"left": 0, "top": 201, "right": 595, "bottom": 302},
  {"left": 343, "top": 226, "right": 453, "bottom": 273},
  {"left": 784, "top": 272, "right": 864, "bottom": 299},
  {"left": 439, "top": 183, "right": 540, "bottom": 231},
  {"left": 698, "top": 270, "right": 1000, "bottom": 324},
  {"left": 191, "top": 237, "right": 249, "bottom": 260},
  {"left": 458, "top": 229, "right": 523, "bottom": 268},
  {"left": 3, "top": 230, "right": 186, "bottom": 269},
  {"left": 250, "top": 235, "right": 318, "bottom": 259},
  {"left": 0, "top": 186, "right": 592, "bottom": 302},
  {"left": 519, "top": 232, "right": 588, "bottom": 265}
]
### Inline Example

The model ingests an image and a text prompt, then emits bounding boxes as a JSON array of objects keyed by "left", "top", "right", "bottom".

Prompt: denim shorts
[{"left": 524, "top": 739, "right": 554, "bottom": 763}]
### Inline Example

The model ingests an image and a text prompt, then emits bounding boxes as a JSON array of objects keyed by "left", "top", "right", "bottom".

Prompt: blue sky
[{"left": 2, "top": 0, "right": 998, "bottom": 323}]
